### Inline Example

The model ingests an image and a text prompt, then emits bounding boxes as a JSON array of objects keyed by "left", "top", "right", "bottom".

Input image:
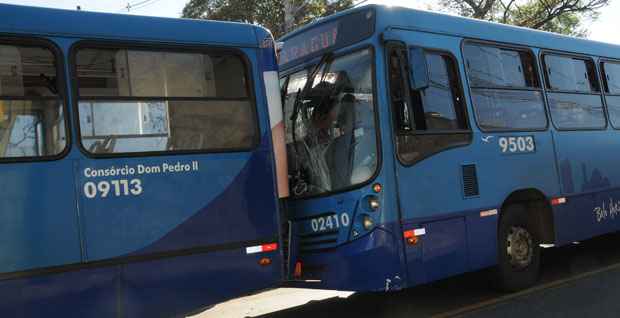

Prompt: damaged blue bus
[
  {"left": 280, "top": 4, "right": 620, "bottom": 292},
  {"left": 0, "top": 4, "right": 287, "bottom": 317}
]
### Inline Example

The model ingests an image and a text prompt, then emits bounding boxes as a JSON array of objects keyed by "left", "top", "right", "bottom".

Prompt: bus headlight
[
  {"left": 363, "top": 215, "right": 374, "bottom": 230},
  {"left": 368, "top": 195, "right": 380, "bottom": 211}
]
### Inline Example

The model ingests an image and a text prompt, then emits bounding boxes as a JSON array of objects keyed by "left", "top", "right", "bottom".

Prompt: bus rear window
[
  {"left": 0, "top": 43, "right": 66, "bottom": 159},
  {"left": 75, "top": 47, "right": 257, "bottom": 155}
]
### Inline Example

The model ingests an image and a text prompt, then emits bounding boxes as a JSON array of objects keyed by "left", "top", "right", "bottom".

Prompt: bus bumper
[{"left": 286, "top": 226, "right": 404, "bottom": 292}]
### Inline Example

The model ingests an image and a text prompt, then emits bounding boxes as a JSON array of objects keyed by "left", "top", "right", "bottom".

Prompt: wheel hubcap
[{"left": 506, "top": 226, "right": 533, "bottom": 269}]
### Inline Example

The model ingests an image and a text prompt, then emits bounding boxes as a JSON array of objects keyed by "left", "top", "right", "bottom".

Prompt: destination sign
[
  {"left": 278, "top": 9, "right": 375, "bottom": 68},
  {"left": 279, "top": 22, "right": 339, "bottom": 66}
]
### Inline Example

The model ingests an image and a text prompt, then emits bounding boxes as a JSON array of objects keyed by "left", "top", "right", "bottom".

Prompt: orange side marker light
[
  {"left": 373, "top": 183, "right": 383, "bottom": 193},
  {"left": 403, "top": 228, "right": 426, "bottom": 245},
  {"left": 293, "top": 261, "right": 303, "bottom": 278},
  {"left": 403, "top": 230, "right": 419, "bottom": 245}
]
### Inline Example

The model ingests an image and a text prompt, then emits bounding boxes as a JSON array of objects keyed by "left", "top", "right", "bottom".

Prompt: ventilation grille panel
[{"left": 462, "top": 164, "right": 479, "bottom": 197}]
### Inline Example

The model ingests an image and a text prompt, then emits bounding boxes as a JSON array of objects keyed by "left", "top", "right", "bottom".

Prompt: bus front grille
[{"left": 298, "top": 230, "right": 339, "bottom": 253}]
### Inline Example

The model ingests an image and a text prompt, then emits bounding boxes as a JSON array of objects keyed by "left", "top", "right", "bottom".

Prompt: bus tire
[{"left": 496, "top": 204, "right": 541, "bottom": 292}]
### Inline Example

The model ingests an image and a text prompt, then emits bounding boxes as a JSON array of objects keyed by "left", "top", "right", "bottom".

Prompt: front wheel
[{"left": 496, "top": 204, "right": 541, "bottom": 292}]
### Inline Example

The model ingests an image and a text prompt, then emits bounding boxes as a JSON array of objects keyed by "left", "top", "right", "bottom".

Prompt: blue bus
[
  {"left": 0, "top": 4, "right": 287, "bottom": 317},
  {"left": 279, "top": 4, "right": 620, "bottom": 292}
]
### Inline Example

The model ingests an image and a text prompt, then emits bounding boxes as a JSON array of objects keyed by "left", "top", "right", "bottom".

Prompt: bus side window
[
  {"left": 0, "top": 43, "right": 66, "bottom": 159},
  {"left": 602, "top": 61, "right": 620, "bottom": 128},
  {"left": 409, "top": 52, "right": 468, "bottom": 132},
  {"left": 463, "top": 42, "right": 546, "bottom": 131},
  {"left": 544, "top": 54, "right": 605, "bottom": 130},
  {"left": 388, "top": 44, "right": 471, "bottom": 165}
]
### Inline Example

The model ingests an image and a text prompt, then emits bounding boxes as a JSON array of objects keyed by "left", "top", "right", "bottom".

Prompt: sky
[{"left": 0, "top": 0, "right": 618, "bottom": 44}]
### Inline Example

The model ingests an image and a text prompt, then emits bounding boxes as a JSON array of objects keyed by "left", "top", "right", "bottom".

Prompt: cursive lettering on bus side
[{"left": 593, "top": 198, "right": 620, "bottom": 222}]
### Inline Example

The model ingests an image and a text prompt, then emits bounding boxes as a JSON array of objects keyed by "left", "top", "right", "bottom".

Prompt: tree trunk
[{"left": 284, "top": 0, "right": 296, "bottom": 34}]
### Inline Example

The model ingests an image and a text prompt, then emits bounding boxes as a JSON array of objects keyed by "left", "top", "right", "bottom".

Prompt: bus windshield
[{"left": 284, "top": 48, "right": 377, "bottom": 197}]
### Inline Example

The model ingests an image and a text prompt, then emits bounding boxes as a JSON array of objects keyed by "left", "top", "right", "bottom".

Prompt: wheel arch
[{"left": 500, "top": 188, "right": 555, "bottom": 244}]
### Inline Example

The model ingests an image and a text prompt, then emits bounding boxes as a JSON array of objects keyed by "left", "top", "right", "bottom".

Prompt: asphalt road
[{"left": 255, "top": 232, "right": 620, "bottom": 318}]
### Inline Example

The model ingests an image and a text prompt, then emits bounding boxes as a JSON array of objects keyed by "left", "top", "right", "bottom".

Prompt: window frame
[
  {"left": 0, "top": 35, "right": 71, "bottom": 164},
  {"left": 600, "top": 58, "right": 620, "bottom": 96},
  {"left": 279, "top": 44, "right": 383, "bottom": 200},
  {"left": 540, "top": 50, "right": 607, "bottom": 131},
  {"left": 406, "top": 48, "right": 471, "bottom": 136},
  {"left": 69, "top": 40, "right": 260, "bottom": 159},
  {"left": 461, "top": 39, "right": 549, "bottom": 133},
  {"left": 599, "top": 58, "right": 620, "bottom": 129},
  {"left": 385, "top": 42, "right": 472, "bottom": 167}
]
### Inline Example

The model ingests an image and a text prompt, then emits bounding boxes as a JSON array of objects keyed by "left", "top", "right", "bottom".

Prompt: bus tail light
[{"left": 551, "top": 197, "right": 567, "bottom": 205}]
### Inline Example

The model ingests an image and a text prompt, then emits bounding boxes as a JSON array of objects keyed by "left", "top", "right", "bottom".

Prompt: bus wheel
[{"left": 496, "top": 204, "right": 541, "bottom": 292}]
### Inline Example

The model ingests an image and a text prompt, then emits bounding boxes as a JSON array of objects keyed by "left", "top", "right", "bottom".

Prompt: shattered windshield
[{"left": 283, "top": 48, "right": 377, "bottom": 197}]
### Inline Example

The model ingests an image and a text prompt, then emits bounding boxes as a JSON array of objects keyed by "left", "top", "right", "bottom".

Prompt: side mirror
[{"left": 408, "top": 46, "right": 429, "bottom": 90}]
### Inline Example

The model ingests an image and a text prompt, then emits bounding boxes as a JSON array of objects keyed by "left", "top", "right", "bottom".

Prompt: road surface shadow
[{"left": 257, "top": 232, "right": 620, "bottom": 318}]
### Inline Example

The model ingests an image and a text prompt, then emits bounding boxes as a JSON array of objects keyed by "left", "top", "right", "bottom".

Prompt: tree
[
  {"left": 182, "top": 0, "right": 354, "bottom": 39},
  {"left": 437, "top": 0, "right": 609, "bottom": 37}
]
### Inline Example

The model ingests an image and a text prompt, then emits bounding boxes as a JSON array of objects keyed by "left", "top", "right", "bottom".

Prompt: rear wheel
[{"left": 496, "top": 204, "right": 541, "bottom": 291}]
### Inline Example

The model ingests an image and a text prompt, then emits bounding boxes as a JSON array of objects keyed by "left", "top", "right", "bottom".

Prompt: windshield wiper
[
  {"left": 289, "top": 52, "right": 334, "bottom": 128},
  {"left": 289, "top": 53, "right": 334, "bottom": 195}
]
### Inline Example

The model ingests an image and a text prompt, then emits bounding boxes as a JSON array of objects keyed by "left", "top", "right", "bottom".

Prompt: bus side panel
[
  {"left": 466, "top": 209, "right": 499, "bottom": 270},
  {"left": 75, "top": 48, "right": 280, "bottom": 262},
  {"left": 116, "top": 43, "right": 285, "bottom": 315},
  {"left": 552, "top": 130, "right": 620, "bottom": 245},
  {"left": 392, "top": 31, "right": 560, "bottom": 287},
  {"left": 402, "top": 217, "right": 468, "bottom": 285},
  {"left": 121, "top": 248, "right": 279, "bottom": 318},
  {"left": 123, "top": 142, "right": 280, "bottom": 256},
  {"left": 0, "top": 161, "right": 81, "bottom": 273},
  {"left": 76, "top": 154, "right": 262, "bottom": 259},
  {"left": 0, "top": 266, "right": 119, "bottom": 318}
]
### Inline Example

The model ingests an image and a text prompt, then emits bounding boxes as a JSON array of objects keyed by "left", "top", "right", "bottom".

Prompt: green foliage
[
  {"left": 182, "top": 0, "right": 353, "bottom": 38},
  {"left": 437, "top": 0, "right": 609, "bottom": 37},
  {"left": 182, "top": 0, "right": 284, "bottom": 36}
]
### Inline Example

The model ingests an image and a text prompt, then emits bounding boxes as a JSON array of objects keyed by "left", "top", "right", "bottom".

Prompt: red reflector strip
[
  {"left": 262, "top": 243, "right": 278, "bottom": 252},
  {"left": 403, "top": 228, "right": 426, "bottom": 238},
  {"left": 246, "top": 243, "right": 278, "bottom": 254},
  {"left": 551, "top": 197, "right": 567, "bottom": 206}
]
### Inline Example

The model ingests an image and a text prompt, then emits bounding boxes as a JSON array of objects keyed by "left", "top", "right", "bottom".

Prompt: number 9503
[{"left": 498, "top": 136, "right": 535, "bottom": 154}]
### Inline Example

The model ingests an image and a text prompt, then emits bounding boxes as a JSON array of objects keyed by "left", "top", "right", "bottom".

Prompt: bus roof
[
  {"left": 0, "top": 3, "right": 263, "bottom": 47},
  {"left": 281, "top": 4, "right": 620, "bottom": 60}
]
